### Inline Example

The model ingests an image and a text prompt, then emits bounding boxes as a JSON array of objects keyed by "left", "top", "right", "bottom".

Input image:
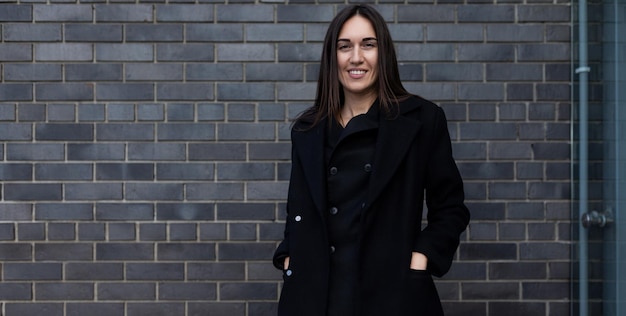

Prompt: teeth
[{"left": 349, "top": 70, "right": 366, "bottom": 75}]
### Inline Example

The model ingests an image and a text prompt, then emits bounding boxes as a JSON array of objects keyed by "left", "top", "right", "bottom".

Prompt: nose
[{"left": 350, "top": 46, "right": 363, "bottom": 64}]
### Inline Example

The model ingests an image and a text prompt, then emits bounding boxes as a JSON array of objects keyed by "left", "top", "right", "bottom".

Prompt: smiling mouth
[{"left": 349, "top": 70, "right": 367, "bottom": 75}]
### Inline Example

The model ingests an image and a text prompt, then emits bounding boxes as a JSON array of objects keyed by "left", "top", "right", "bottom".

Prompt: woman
[{"left": 273, "top": 4, "right": 470, "bottom": 316}]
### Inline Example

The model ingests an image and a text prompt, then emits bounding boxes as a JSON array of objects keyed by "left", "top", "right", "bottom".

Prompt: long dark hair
[{"left": 297, "top": 4, "right": 410, "bottom": 127}]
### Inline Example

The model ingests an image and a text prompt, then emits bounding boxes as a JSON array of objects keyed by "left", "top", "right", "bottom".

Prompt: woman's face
[{"left": 336, "top": 15, "right": 378, "bottom": 99}]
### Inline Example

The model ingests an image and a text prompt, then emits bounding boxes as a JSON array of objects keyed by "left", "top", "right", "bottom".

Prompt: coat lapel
[
  {"left": 292, "top": 119, "right": 327, "bottom": 215},
  {"left": 366, "top": 99, "right": 422, "bottom": 207}
]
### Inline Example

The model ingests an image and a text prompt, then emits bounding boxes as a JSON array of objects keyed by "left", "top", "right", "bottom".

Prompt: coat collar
[{"left": 292, "top": 96, "right": 423, "bottom": 215}]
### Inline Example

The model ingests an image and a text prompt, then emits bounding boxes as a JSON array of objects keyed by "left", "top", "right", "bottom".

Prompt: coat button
[
  {"left": 329, "top": 167, "right": 338, "bottom": 175},
  {"left": 329, "top": 207, "right": 338, "bottom": 215},
  {"left": 330, "top": 245, "right": 336, "bottom": 253},
  {"left": 364, "top": 163, "right": 372, "bottom": 172},
  {"left": 295, "top": 215, "right": 302, "bottom": 222},
  {"left": 361, "top": 202, "right": 366, "bottom": 209},
  {"left": 285, "top": 269, "right": 293, "bottom": 276}
]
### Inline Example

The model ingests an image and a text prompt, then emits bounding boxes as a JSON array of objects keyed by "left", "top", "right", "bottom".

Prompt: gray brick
[
  {"left": 103, "top": 224, "right": 132, "bottom": 242},
  {"left": 5, "top": 304, "right": 63, "bottom": 316},
  {"left": 35, "top": 203, "right": 93, "bottom": 220},
  {"left": 426, "top": 64, "right": 483, "bottom": 81},
  {"left": 136, "top": 223, "right": 166, "bottom": 241},
  {"left": 218, "top": 122, "right": 275, "bottom": 140},
  {"left": 518, "top": 5, "right": 570, "bottom": 22},
  {"left": 4, "top": 263, "right": 62, "bottom": 280},
  {"left": 187, "top": 24, "right": 243, "bottom": 42},
  {"left": 520, "top": 242, "right": 569, "bottom": 260},
  {"left": 537, "top": 84, "right": 570, "bottom": 100},
  {"left": 546, "top": 25, "right": 570, "bottom": 42},
  {"left": 169, "top": 223, "right": 196, "bottom": 240},
  {"left": 166, "top": 103, "right": 194, "bottom": 121},
  {"left": 67, "top": 303, "right": 125, "bottom": 316},
  {"left": 17, "top": 223, "right": 45, "bottom": 241},
  {"left": 188, "top": 303, "right": 245, "bottom": 316},
  {"left": 157, "top": 123, "right": 215, "bottom": 141},
  {"left": 156, "top": 4, "right": 213, "bottom": 22},
  {"left": 388, "top": 24, "right": 424, "bottom": 42},
  {"left": 96, "top": 44, "right": 153, "bottom": 61},
  {"left": 0, "top": 124, "right": 32, "bottom": 141},
  {"left": 0, "top": 244, "right": 32, "bottom": 260},
  {"left": 487, "top": 64, "right": 542, "bottom": 81},
  {"left": 106, "top": 103, "right": 134, "bottom": 121},
  {"left": 126, "top": 262, "right": 184, "bottom": 280},
  {"left": 489, "top": 142, "right": 532, "bottom": 160},
  {"left": 397, "top": 5, "right": 455, "bottom": 22},
  {"left": 217, "top": 83, "right": 274, "bottom": 101},
  {"left": 96, "top": 162, "right": 154, "bottom": 180},
  {"left": 96, "top": 243, "right": 154, "bottom": 260},
  {"left": 460, "top": 243, "right": 517, "bottom": 260},
  {"left": 227, "top": 103, "right": 255, "bottom": 121},
  {"left": 278, "top": 43, "right": 323, "bottom": 62},
  {"left": 217, "top": 4, "right": 274, "bottom": 22},
  {"left": 157, "top": 203, "right": 214, "bottom": 221},
  {"left": 518, "top": 44, "right": 570, "bottom": 61},
  {"left": 157, "top": 163, "right": 214, "bottom": 180},
  {"left": 528, "top": 182, "right": 570, "bottom": 199},
  {"left": 546, "top": 64, "right": 570, "bottom": 81},
  {"left": 216, "top": 203, "right": 275, "bottom": 221},
  {"left": 427, "top": 24, "right": 483, "bottom": 42},
  {"left": 230, "top": 223, "right": 256, "bottom": 240},
  {"left": 95, "top": 203, "right": 154, "bottom": 220},
  {"left": 0, "top": 163, "right": 32, "bottom": 180},
  {"left": 157, "top": 243, "right": 215, "bottom": 260},
  {"left": 157, "top": 44, "right": 214, "bottom": 62},
  {"left": 127, "top": 303, "right": 185, "bottom": 316},
  {"left": 486, "top": 24, "right": 543, "bottom": 42},
  {"left": 488, "top": 182, "right": 526, "bottom": 199},
  {"left": 18, "top": 103, "right": 45, "bottom": 121},
  {"left": 187, "top": 183, "right": 244, "bottom": 200},
  {"left": 65, "top": 24, "right": 123, "bottom": 42},
  {"left": 35, "top": 123, "right": 93, "bottom": 141},
  {"left": 216, "top": 163, "right": 274, "bottom": 180},
  {"left": 451, "top": 142, "right": 486, "bottom": 160},
  {"left": 96, "top": 123, "right": 154, "bottom": 141},
  {"left": 457, "top": 162, "right": 514, "bottom": 179},
  {"left": 78, "top": 223, "right": 106, "bottom": 241},
  {"left": 159, "top": 282, "right": 217, "bottom": 300},
  {"left": 33, "top": 4, "right": 92, "bottom": 21},
  {"left": 3, "top": 24, "right": 62, "bottom": 42},
  {"left": 67, "top": 143, "right": 125, "bottom": 160},
  {"left": 96, "top": 83, "right": 154, "bottom": 101},
  {"left": 247, "top": 63, "right": 302, "bottom": 81},
  {"left": 220, "top": 282, "right": 276, "bottom": 300},
  {"left": 532, "top": 142, "right": 569, "bottom": 160},
  {"left": 4, "top": 184, "right": 62, "bottom": 201},
  {"left": 507, "top": 83, "right": 534, "bottom": 101},
  {"left": 198, "top": 223, "right": 227, "bottom": 241},
  {"left": 47, "top": 104, "right": 75, "bottom": 121},
  {"left": 126, "top": 183, "right": 183, "bottom": 201},
  {"left": 66, "top": 64, "right": 123, "bottom": 81},
  {"left": 217, "top": 44, "right": 274, "bottom": 61},
  {"left": 396, "top": 44, "right": 455, "bottom": 62},
  {"left": 189, "top": 143, "right": 246, "bottom": 160},
  {"left": 138, "top": 103, "right": 165, "bottom": 121},
  {"left": 0, "top": 223, "right": 16, "bottom": 240},
  {"left": 0, "top": 44, "right": 32, "bottom": 61},
  {"left": 128, "top": 143, "right": 185, "bottom": 161},
  {"left": 0, "top": 283, "right": 31, "bottom": 300},
  {"left": 187, "top": 63, "right": 243, "bottom": 81},
  {"left": 277, "top": 5, "right": 334, "bottom": 22},
  {"left": 95, "top": 4, "right": 153, "bottom": 22},
  {"left": 35, "top": 163, "right": 92, "bottom": 180},
  {"left": 126, "top": 63, "right": 183, "bottom": 81},
  {"left": 468, "top": 103, "right": 496, "bottom": 121},
  {"left": 247, "top": 24, "right": 304, "bottom": 41},
  {"left": 277, "top": 83, "right": 316, "bottom": 100},
  {"left": 126, "top": 24, "right": 183, "bottom": 42},
  {"left": 458, "top": 5, "right": 515, "bottom": 22},
  {"left": 249, "top": 303, "right": 279, "bottom": 316},
  {"left": 258, "top": 103, "right": 286, "bottom": 121},
  {"left": 98, "top": 283, "right": 155, "bottom": 300},
  {"left": 0, "top": 84, "right": 33, "bottom": 101},
  {"left": 35, "top": 43, "right": 92, "bottom": 61},
  {"left": 248, "top": 261, "right": 282, "bottom": 280},
  {"left": 0, "top": 5, "right": 32, "bottom": 22},
  {"left": 156, "top": 83, "right": 214, "bottom": 101},
  {"left": 458, "top": 44, "right": 515, "bottom": 61},
  {"left": 36, "top": 243, "right": 92, "bottom": 261},
  {"left": 36, "top": 83, "right": 94, "bottom": 101},
  {"left": 519, "top": 123, "right": 545, "bottom": 140},
  {"left": 463, "top": 282, "right": 518, "bottom": 300},
  {"left": 0, "top": 104, "right": 16, "bottom": 121},
  {"left": 459, "top": 83, "right": 505, "bottom": 101},
  {"left": 248, "top": 180, "right": 288, "bottom": 200}
]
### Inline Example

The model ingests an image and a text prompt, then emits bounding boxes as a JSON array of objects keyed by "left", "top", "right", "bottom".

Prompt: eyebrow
[{"left": 337, "top": 37, "right": 378, "bottom": 42}]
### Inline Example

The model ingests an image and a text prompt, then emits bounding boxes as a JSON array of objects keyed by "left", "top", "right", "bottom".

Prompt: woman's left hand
[{"left": 410, "top": 252, "right": 428, "bottom": 270}]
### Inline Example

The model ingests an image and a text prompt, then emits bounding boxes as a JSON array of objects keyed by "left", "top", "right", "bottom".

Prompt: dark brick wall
[{"left": 0, "top": 1, "right": 571, "bottom": 316}]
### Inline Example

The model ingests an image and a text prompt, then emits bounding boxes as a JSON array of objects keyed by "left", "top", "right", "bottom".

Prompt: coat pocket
[{"left": 403, "top": 269, "right": 444, "bottom": 316}]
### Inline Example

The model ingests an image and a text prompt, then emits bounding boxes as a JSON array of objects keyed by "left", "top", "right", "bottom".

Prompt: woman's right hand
[{"left": 284, "top": 256, "right": 290, "bottom": 270}]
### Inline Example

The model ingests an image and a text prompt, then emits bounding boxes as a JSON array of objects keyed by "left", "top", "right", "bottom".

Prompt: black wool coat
[{"left": 273, "top": 95, "right": 470, "bottom": 316}]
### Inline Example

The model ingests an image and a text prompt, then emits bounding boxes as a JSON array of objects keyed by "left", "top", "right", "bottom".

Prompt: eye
[
  {"left": 362, "top": 41, "right": 377, "bottom": 49},
  {"left": 337, "top": 43, "right": 352, "bottom": 51}
]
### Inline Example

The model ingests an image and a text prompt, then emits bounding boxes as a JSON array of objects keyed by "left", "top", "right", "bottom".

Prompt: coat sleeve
[
  {"left": 413, "top": 106, "right": 470, "bottom": 277},
  {"left": 272, "top": 140, "right": 297, "bottom": 270}
]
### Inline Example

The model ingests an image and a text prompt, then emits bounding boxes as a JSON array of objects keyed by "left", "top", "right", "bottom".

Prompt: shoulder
[{"left": 398, "top": 94, "right": 442, "bottom": 117}]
